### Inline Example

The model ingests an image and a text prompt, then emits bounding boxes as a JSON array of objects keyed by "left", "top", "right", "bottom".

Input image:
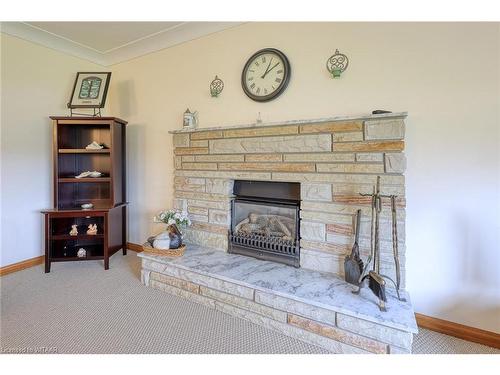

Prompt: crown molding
[{"left": 0, "top": 22, "right": 243, "bottom": 66}]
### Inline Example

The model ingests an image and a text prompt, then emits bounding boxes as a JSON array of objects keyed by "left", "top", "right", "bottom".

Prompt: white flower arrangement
[{"left": 154, "top": 209, "right": 191, "bottom": 229}]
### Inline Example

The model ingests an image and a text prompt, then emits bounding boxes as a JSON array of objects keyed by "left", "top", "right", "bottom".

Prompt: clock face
[{"left": 241, "top": 48, "right": 291, "bottom": 102}]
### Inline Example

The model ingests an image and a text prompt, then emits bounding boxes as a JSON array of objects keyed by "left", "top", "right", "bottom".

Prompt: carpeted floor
[{"left": 1, "top": 252, "right": 498, "bottom": 354}]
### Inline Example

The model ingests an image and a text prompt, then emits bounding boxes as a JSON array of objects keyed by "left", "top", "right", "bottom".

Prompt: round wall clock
[{"left": 241, "top": 48, "right": 291, "bottom": 102}]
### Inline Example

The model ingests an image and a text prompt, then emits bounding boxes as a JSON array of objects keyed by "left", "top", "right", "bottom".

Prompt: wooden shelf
[
  {"left": 59, "top": 149, "right": 110, "bottom": 154},
  {"left": 51, "top": 234, "right": 104, "bottom": 241},
  {"left": 58, "top": 177, "right": 111, "bottom": 183},
  {"left": 51, "top": 256, "right": 104, "bottom": 262}
]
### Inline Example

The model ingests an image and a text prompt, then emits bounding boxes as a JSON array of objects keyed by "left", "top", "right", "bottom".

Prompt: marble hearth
[{"left": 139, "top": 246, "right": 417, "bottom": 353}]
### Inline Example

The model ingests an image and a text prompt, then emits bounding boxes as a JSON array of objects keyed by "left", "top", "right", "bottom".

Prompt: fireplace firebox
[{"left": 229, "top": 180, "right": 301, "bottom": 267}]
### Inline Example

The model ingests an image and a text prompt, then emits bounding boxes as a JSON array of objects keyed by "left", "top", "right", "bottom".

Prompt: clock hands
[
  {"left": 261, "top": 61, "right": 280, "bottom": 79},
  {"left": 260, "top": 57, "right": 273, "bottom": 79}
]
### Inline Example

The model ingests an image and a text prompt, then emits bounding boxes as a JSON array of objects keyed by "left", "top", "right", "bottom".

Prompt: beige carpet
[{"left": 1, "top": 252, "right": 498, "bottom": 354}]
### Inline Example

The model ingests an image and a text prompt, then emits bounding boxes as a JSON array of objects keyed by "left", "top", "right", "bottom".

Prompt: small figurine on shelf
[
  {"left": 69, "top": 225, "right": 78, "bottom": 236},
  {"left": 85, "top": 141, "right": 104, "bottom": 150},
  {"left": 87, "top": 224, "right": 98, "bottom": 235},
  {"left": 77, "top": 248, "right": 87, "bottom": 258}
]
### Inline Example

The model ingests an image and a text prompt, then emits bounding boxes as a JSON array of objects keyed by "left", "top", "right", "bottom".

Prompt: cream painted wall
[
  {"left": 108, "top": 22, "right": 499, "bottom": 332},
  {"left": 0, "top": 33, "right": 105, "bottom": 266}
]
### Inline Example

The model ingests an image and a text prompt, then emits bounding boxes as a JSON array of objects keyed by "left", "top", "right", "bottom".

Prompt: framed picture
[{"left": 68, "top": 72, "right": 111, "bottom": 108}]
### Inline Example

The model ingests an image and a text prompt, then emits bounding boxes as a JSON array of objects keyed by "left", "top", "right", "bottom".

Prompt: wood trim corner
[
  {"left": 0, "top": 256, "right": 45, "bottom": 277},
  {"left": 127, "top": 242, "right": 143, "bottom": 252},
  {"left": 415, "top": 313, "right": 500, "bottom": 349}
]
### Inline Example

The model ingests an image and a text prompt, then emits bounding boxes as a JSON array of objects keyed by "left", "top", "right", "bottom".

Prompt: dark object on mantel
[
  {"left": 168, "top": 224, "right": 183, "bottom": 249},
  {"left": 344, "top": 209, "right": 364, "bottom": 286},
  {"left": 42, "top": 116, "right": 128, "bottom": 273},
  {"left": 372, "top": 110, "right": 392, "bottom": 114}
]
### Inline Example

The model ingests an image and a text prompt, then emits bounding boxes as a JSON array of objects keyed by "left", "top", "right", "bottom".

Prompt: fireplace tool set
[{"left": 346, "top": 176, "right": 406, "bottom": 312}]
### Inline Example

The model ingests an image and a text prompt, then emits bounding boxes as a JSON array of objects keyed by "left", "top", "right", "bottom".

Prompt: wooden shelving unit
[{"left": 42, "top": 117, "right": 128, "bottom": 272}]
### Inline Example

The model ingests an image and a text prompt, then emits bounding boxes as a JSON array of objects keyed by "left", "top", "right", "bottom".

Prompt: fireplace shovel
[{"left": 344, "top": 209, "right": 364, "bottom": 285}]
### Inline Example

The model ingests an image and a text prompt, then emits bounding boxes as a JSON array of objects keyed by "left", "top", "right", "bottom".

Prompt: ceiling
[{"left": 1, "top": 22, "right": 242, "bottom": 66}]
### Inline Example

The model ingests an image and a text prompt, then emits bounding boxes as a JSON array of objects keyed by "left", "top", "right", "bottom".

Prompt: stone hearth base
[{"left": 139, "top": 246, "right": 417, "bottom": 354}]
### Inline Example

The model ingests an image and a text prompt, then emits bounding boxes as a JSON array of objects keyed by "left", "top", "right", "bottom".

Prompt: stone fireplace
[
  {"left": 139, "top": 112, "right": 416, "bottom": 354},
  {"left": 172, "top": 112, "right": 407, "bottom": 286}
]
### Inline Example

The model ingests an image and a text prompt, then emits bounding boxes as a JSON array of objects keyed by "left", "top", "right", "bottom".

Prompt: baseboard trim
[
  {"left": 0, "top": 256, "right": 45, "bottom": 276},
  {"left": 415, "top": 313, "right": 500, "bottom": 349},
  {"left": 127, "top": 242, "right": 143, "bottom": 252}
]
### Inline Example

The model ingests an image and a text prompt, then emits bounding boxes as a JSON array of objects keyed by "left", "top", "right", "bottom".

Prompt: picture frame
[{"left": 68, "top": 72, "right": 111, "bottom": 109}]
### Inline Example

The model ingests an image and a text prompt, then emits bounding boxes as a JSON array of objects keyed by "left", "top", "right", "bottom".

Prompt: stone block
[
  {"left": 190, "top": 140, "right": 209, "bottom": 147},
  {"left": 200, "top": 286, "right": 287, "bottom": 322},
  {"left": 272, "top": 172, "right": 404, "bottom": 185},
  {"left": 389, "top": 346, "right": 411, "bottom": 354},
  {"left": 141, "top": 269, "right": 150, "bottom": 286},
  {"left": 190, "top": 222, "right": 229, "bottom": 234},
  {"left": 223, "top": 126, "right": 298, "bottom": 138},
  {"left": 176, "top": 170, "right": 272, "bottom": 181},
  {"left": 173, "top": 133, "right": 190, "bottom": 147},
  {"left": 245, "top": 154, "right": 283, "bottom": 162},
  {"left": 332, "top": 131, "right": 364, "bottom": 142},
  {"left": 186, "top": 199, "right": 230, "bottom": 210},
  {"left": 356, "top": 153, "right": 384, "bottom": 162},
  {"left": 301, "top": 183, "right": 332, "bottom": 202},
  {"left": 189, "top": 214, "right": 208, "bottom": 223},
  {"left": 173, "top": 198, "right": 187, "bottom": 212},
  {"left": 142, "top": 261, "right": 254, "bottom": 299},
  {"left": 300, "top": 248, "right": 342, "bottom": 274},
  {"left": 300, "top": 210, "right": 353, "bottom": 225},
  {"left": 205, "top": 179, "right": 234, "bottom": 195},
  {"left": 254, "top": 291, "right": 336, "bottom": 325},
  {"left": 209, "top": 209, "right": 230, "bottom": 225},
  {"left": 219, "top": 162, "right": 315, "bottom": 172},
  {"left": 332, "top": 195, "right": 406, "bottom": 208},
  {"left": 195, "top": 154, "right": 245, "bottom": 162},
  {"left": 284, "top": 153, "right": 355, "bottom": 162},
  {"left": 300, "top": 239, "right": 348, "bottom": 256},
  {"left": 175, "top": 191, "right": 229, "bottom": 201},
  {"left": 384, "top": 153, "right": 407, "bottom": 174},
  {"left": 214, "top": 300, "right": 369, "bottom": 353},
  {"left": 301, "top": 201, "right": 404, "bottom": 220},
  {"left": 181, "top": 162, "right": 218, "bottom": 171},
  {"left": 150, "top": 271, "right": 200, "bottom": 293},
  {"left": 331, "top": 183, "right": 405, "bottom": 196},
  {"left": 287, "top": 314, "right": 387, "bottom": 353},
  {"left": 364, "top": 119, "right": 405, "bottom": 140},
  {"left": 149, "top": 280, "right": 216, "bottom": 309},
  {"left": 316, "top": 163, "right": 385, "bottom": 174},
  {"left": 181, "top": 155, "right": 195, "bottom": 162},
  {"left": 301, "top": 221, "right": 326, "bottom": 241},
  {"left": 174, "top": 156, "right": 182, "bottom": 169},
  {"left": 326, "top": 223, "right": 353, "bottom": 235},
  {"left": 174, "top": 147, "right": 209, "bottom": 155},
  {"left": 190, "top": 130, "right": 223, "bottom": 140},
  {"left": 336, "top": 313, "right": 413, "bottom": 350},
  {"left": 183, "top": 228, "right": 228, "bottom": 250},
  {"left": 174, "top": 176, "right": 206, "bottom": 192},
  {"left": 188, "top": 206, "right": 209, "bottom": 216},
  {"left": 209, "top": 134, "right": 331, "bottom": 154},
  {"left": 333, "top": 141, "right": 404, "bottom": 152},
  {"left": 299, "top": 121, "right": 363, "bottom": 134}
]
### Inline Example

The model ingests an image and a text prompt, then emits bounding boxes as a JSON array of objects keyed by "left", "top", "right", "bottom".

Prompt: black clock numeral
[
  {"left": 264, "top": 88, "right": 268, "bottom": 94},
  {"left": 262, "top": 56, "right": 266, "bottom": 63},
  {"left": 256, "top": 87, "right": 261, "bottom": 94},
  {"left": 250, "top": 83, "right": 256, "bottom": 89},
  {"left": 248, "top": 69, "right": 255, "bottom": 73},
  {"left": 277, "top": 69, "right": 283, "bottom": 74},
  {"left": 275, "top": 78, "right": 282, "bottom": 83},
  {"left": 254, "top": 61, "right": 260, "bottom": 67},
  {"left": 248, "top": 76, "right": 254, "bottom": 81}
]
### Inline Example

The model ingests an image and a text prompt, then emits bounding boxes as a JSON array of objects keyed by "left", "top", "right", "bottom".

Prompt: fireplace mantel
[{"left": 169, "top": 112, "right": 408, "bottom": 134}]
